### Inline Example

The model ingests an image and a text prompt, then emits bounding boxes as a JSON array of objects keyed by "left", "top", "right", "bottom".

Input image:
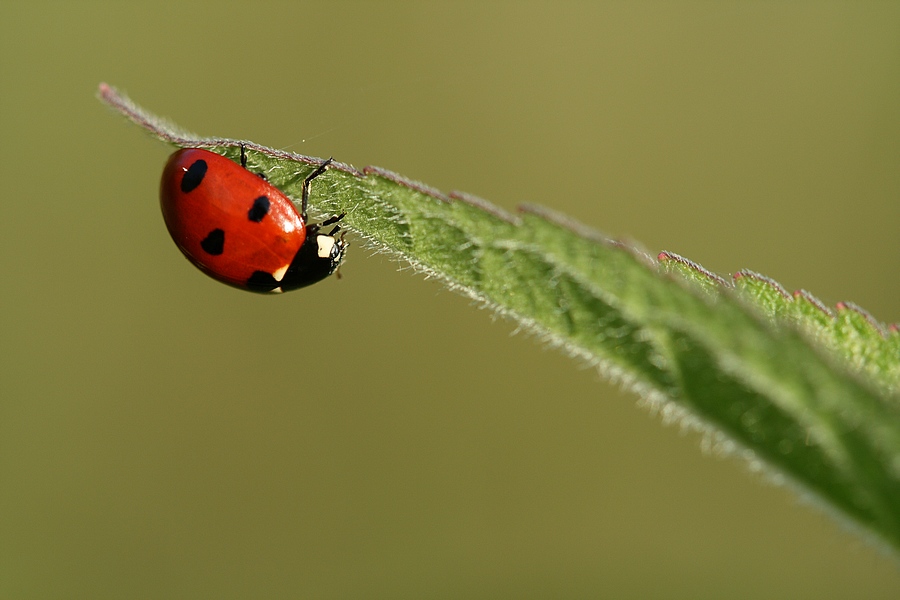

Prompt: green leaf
[{"left": 99, "top": 83, "right": 900, "bottom": 553}]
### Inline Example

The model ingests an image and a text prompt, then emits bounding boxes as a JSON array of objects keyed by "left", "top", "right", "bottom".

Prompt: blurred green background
[{"left": 2, "top": 2, "right": 899, "bottom": 598}]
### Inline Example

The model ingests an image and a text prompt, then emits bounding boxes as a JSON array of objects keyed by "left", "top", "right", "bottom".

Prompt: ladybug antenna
[
  {"left": 300, "top": 157, "right": 334, "bottom": 220},
  {"left": 240, "top": 143, "right": 247, "bottom": 169}
]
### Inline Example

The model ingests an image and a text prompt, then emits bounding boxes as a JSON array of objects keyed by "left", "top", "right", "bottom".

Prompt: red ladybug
[{"left": 159, "top": 146, "right": 346, "bottom": 293}]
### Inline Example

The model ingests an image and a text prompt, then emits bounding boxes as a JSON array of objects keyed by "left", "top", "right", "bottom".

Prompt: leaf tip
[
  {"left": 658, "top": 251, "right": 730, "bottom": 287},
  {"left": 792, "top": 289, "right": 834, "bottom": 318},
  {"left": 836, "top": 301, "right": 888, "bottom": 338},
  {"left": 733, "top": 270, "right": 793, "bottom": 300}
]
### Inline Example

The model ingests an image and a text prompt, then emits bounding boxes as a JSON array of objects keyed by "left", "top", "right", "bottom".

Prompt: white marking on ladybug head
[
  {"left": 273, "top": 264, "right": 289, "bottom": 282},
  {"left": 317, "top": 235, "right": 336, "bottom": 259}
]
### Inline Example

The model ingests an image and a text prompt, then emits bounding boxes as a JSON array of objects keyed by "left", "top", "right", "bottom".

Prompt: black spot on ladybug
[
  {"left": 181, "top": 159, "right": 208, "bottom": 193},
  {"left": 246, "top": 270, "right": 278, "bottom": 291},
  {"left": 248, "top": 196, "right": 270, "bottom": 222},
  {"left": 200, "top": 228, "right": 225, "bottom": 255}
]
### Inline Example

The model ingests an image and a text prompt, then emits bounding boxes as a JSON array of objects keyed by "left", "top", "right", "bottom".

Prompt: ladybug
[{"left": 159, "top": 146, "right": 346, "bottom": 293}]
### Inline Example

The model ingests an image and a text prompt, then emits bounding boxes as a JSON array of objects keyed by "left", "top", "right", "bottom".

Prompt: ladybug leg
[
  {"left": 320, "top": 212, "right": 346, "bottom": 227},
  {"left": 300, "top": 157, "right": 334, "bottom": 220},
  {"left": 240, "top": 143, "right": 268, "bottom": 180},
  {"left": 323, "top": 213, "right": 346, "bottom": 236}
]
